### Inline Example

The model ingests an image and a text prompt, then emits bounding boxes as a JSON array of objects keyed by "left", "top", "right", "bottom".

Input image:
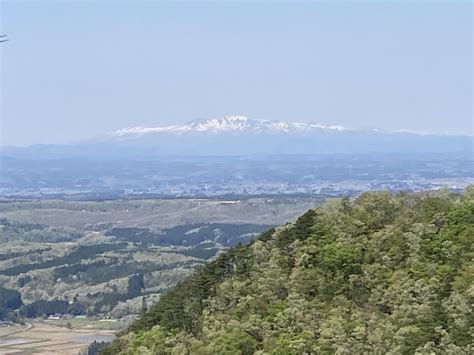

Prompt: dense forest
[
  {"left": 102, "top": 188, "right": 473, "bottom": 354},
  {"left": 0, "top": 243, "right": 128, "bottom": 276},
  {"left": 0, "top": 285, "right": 22, "bottom": 320},
  {"left": 106, "top": 223, "right": 273, "bottom": 247}
]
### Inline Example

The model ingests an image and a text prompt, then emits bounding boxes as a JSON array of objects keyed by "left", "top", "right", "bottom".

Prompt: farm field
[{"left": 0, "top": 320, "right": 115, "bottom": 354}]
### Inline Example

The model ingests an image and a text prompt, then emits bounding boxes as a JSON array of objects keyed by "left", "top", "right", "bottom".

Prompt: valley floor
[{"left": 0, "top": 320, "right": 115, "bottom": 354}]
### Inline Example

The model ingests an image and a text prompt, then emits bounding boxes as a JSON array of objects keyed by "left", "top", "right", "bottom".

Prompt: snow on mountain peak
[
  {"left": 188, "top": 115, "right": 250, "bottom": 131},
  {"left": 111, "top": 116, "right": 351, "bottom": 137}
]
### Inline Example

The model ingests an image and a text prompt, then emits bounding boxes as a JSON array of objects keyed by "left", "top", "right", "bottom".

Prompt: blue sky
[{"left": 0, "top": 1, "right": 472, "bottom": 146}]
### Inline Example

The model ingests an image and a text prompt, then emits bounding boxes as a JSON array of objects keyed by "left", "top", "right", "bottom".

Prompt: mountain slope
[
  {"left": 111, "top": 116, "right": 349, "bottom": 136},
  {"left": 2, "top": 116, "right": 472, "bottom": 158},
  {"left": 102, "top": 188, "right": 474, "bottom": 354}
]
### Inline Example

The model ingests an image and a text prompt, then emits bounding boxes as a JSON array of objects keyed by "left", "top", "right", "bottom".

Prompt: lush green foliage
[{"left": 103, "top": 189, "right": 474, "bottom": 354}]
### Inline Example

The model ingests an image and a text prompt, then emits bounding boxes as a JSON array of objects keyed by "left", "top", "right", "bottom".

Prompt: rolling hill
[{"left": 101, "top": 187, "right": 473, "bottom": 354}]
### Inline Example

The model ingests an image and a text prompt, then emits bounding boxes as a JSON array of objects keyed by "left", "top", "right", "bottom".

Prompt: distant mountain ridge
[
  {"left": 111, "top": 116, "right": 349, "bottom": 137},
  {"left": 1, "top": 115, "right": 472, "bottom": 158},
  {"left": 110, "top": 115, "right": 469, "bottom": 138}
]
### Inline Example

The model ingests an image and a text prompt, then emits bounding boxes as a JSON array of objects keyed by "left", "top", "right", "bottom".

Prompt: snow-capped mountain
[
  {"left": 2, "top": 116, "right": 472, "bottom": 159},
  {"left": 111, "top": 116, "right": 349, "bottom": 137}
]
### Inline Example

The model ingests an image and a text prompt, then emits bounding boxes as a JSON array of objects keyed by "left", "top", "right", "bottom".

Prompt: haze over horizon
[{"left": 1, "top": 1, "right": 472, "bottom": 146}]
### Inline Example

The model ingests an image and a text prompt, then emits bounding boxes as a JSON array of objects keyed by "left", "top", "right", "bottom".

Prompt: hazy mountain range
[
  {"left": 2, "top": 116, "right": 472, "bottom": 159},
  {"left": 110, "top": 116, "right": 348, "bottom": 136}
]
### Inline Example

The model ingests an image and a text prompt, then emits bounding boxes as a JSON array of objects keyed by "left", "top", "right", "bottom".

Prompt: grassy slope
[{"left": 103, "top": 188, "right": 474, "bottom": 354}]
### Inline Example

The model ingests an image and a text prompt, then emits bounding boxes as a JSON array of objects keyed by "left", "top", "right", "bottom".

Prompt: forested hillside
[{"left": 102, "top": 188, "right": 473, "bottom": 354}]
